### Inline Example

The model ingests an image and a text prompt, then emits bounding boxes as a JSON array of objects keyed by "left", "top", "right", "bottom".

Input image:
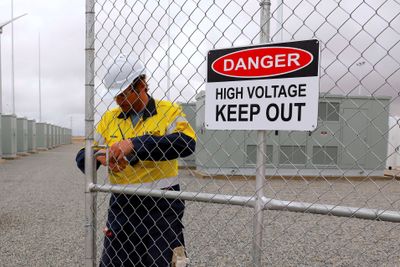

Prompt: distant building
[
  {"left": 388, "top": 116, "right": 400, "bottom": 169},
  {"left": 194, "top": 92, "right": 390, "bottom": 177}
]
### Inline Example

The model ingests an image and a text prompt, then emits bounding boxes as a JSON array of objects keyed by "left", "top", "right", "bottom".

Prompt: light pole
[
  {"left": 38, "top": 32, "right": 42, "bottom": 122},
  {"left": 0, "top": 13, "right": 27, "bottom": 114},
  {"left": 356, "top": 60, "right": 365, "bottom": 96},
  {"left": 31, "top": 15, "right": 43, "bottom": 122},
  {"left": 11, "top": 0, "right": 14, "bottom": 114}
]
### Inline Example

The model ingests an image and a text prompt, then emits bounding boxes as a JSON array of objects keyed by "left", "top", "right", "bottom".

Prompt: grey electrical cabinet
[
  {"left": 195, "top": 92, "right": 390, "bottom": 177},
  {"left": 55, "top": 126, "right": 59, "bottom": 146},
  {"left": 1, "top": 114, "right": 17, "bottom": 159},
  {"left": 0, "top": 114, "right": 2, "bottom": 157},
  {"left": 51, "top": 125, "right": 57, "bottom": 148},
  {"left": 60, "top": 128, "right": 64, "bottom": 145},
  {"left": 57, "top": 126, "right": 61, "bottom": 146},
  {"left": 67, "top": 128, "right": 72, "bottom": 144},
  {"left": 62, "top": 128, "right": 66, "bottom": 145},
  {"left": 63, "top": 128, "right": 67, "bottom": 145},
  {"left": 47, "top": 124, "right": 53, "bottom": 149},
  {"left": 64, "top": 128, "right": 72, "bottom": 145},
  {"left": 61, "top": 127, "right": 64, "bottom": 145},
  {"left": 58, "top": 127, "right": 62, "bottom": 145},
  {"left": 195, "top": 91, "right": 246, "bottom": 174},
  {"left": 56, "top": 126, "right": 59, "bottom": 146},
  {"left": 52, "top": 125, "right": 55, "bottom": 148},
  {"left": 17, "top": 117, "right": 29, "bottom": 155},
  {"left": 52, "top": 125, "right": 57, "bottom": 148},
  {"left": 27, "top": 120, "right": 37, "bottom": 153},
  {"left": 64, "top": 128, "right": 67, "bottom": 145},
  {"left": 36, "top": 122, "right": 48, "bottom": 150}
]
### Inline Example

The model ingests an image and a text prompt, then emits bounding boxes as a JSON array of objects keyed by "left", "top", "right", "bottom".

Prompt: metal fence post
[
  {"left": 252, "top": 1, "right": 271, "bottom": 266},
  {"left": 85, "top": 0, "right": 96, "bottom": 266}
]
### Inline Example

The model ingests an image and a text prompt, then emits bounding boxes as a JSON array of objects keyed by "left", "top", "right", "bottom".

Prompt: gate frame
[{"left": 84, "top": 1, "right": 400, "bottom": 266}]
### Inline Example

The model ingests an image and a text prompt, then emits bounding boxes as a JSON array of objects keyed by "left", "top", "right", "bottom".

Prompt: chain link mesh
[{"left": 87, "top": 0, "right": 400, "bottom": 265}]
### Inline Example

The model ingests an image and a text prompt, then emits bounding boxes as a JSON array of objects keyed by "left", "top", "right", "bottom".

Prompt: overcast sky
[
  {"left": 0, "top": 0, "right": 399, "bottom": 136},
  {"left": 0, "top": 0, "right": 84, "bottom": 134}
]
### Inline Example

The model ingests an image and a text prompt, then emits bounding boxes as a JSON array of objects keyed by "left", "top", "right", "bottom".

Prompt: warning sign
[{"left": 205, "top": 39, "right": 320, "bottom": 131}]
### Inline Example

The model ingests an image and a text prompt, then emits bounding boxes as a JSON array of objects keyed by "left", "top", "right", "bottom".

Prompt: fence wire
[{"left": 86, "top": 0, "right": 400, "bottom": 266}]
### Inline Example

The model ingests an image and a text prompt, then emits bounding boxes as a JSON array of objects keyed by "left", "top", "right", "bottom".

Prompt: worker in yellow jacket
[{"left": 76, "top": 54, "right": 196, "bottom": 266}]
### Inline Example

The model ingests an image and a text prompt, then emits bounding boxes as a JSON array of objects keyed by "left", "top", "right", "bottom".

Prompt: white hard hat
[{"left": 103, "top": 54, "right": 145, "bottom": 97}]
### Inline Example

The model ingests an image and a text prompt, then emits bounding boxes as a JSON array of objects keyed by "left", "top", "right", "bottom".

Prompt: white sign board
[{"left": 205, "top": 39, "right": 320, "bottom": 131}]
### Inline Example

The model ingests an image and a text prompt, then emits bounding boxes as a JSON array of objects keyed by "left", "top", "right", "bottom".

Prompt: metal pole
[
  {"left": 91, "top": 183, "right": 256, "bottom": 207},
  {"left": 0, "top": 29, "right": 2, "bottom": 157},
  {"left": 0, "top": 10, "right": 26, "bottom": 115},
  {"left": 253, "top": 136, "right": 266, "bottom": 266},
  {"left": 89, "top": 184, "right": 400, "bottom": 223},
  {"left": 11, "top": 0, "right": 15, "bottom": 115},
  {"left": 85, "top": 0, "right": 96, "bottom": 266},
  {"left": 38, "top": 32, "right": 42, "bottom": 122},
  {"left": 0, "top": 29, "right": 3, "bottom": 114},
  {"left": 253, "top": 1, "right": 270, "bottom": 266}
]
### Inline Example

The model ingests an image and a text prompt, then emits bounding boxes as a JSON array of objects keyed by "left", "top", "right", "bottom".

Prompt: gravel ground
[
  {"left": 0, "top": 145, "right": 85, "bottom": 266},
  {"left": 1, "top": 144, "right": 399, "bottom": 266}
]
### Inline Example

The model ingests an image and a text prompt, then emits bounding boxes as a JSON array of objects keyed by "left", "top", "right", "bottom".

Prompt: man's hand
[
  {"left": 108, "top": 140, "right": 134, "bottom": 173},
  {"left": 108, "top": 157, "right": 128, "bottom": 173},
  {"left": 109, "top": 139, "right": 134, "bottom": 163},
  {"left": 95, "top": 144, "right": 131, "bottom": 173}
]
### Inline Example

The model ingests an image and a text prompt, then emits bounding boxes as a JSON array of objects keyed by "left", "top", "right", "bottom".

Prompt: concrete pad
[
  {"left": 2, "top": 155, "right": 20, "bottom": 160},
  {"left": 193, "top": 169, "right": 394, "bottom": 181},
  {"left": 384, "top": 169, "right": 400, "bottom": 178},
  {"left": 16, "top": 152, "right": 30, "bottom": 157}
]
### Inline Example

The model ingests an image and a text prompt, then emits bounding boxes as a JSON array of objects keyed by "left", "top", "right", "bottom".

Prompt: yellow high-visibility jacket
[{"left": 76, "top": 97, "right": 196, "bottom": 187}]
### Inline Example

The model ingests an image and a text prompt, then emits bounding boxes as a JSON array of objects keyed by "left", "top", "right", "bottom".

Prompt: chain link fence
[{"left": 85, "top": 0, "right": 400, "bottom": 266}]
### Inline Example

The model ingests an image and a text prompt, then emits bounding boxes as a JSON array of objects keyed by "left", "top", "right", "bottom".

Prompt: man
[{"left": 76, "top": 54, "right": 196, "bottom": 266}]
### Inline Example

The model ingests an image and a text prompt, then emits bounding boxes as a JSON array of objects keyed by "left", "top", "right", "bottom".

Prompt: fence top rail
[{"left": 89, "top": 183, "right": 400, "bottom": 223}]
